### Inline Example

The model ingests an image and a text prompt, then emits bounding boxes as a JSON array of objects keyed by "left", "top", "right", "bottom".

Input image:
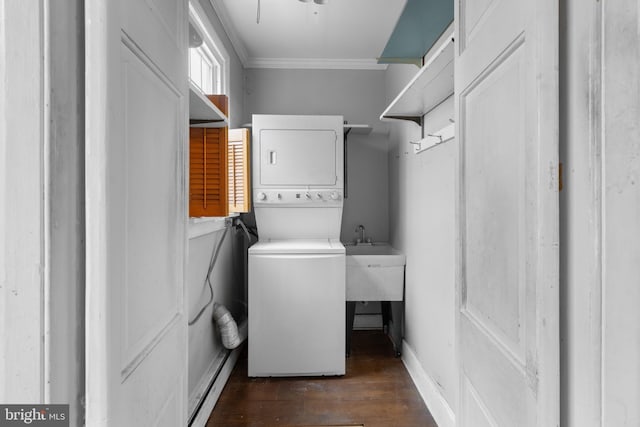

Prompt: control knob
[
  {"left": 257, "top": 192, "right": 266, "bottom": 201},
  {"left": 330, "top": 191, "right": 339, "bottom": 200}
]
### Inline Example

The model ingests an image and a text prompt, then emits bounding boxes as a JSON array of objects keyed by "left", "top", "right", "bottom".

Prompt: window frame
[{"left": 188, "top": 1, "right": 230, "bottom": 98}]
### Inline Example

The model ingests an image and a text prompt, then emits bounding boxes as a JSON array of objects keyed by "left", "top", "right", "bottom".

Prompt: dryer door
[{"left": 259, "top": 129, "right": 337, "bottom": 186}]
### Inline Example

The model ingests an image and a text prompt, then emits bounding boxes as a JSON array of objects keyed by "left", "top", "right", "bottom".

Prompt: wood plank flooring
[{"left": 207, "top": 330, "right": 438, "bottom": 427}]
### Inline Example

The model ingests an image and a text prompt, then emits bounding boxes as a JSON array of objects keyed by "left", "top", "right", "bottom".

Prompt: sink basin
[{"left": 345, "top": 243, "right": 405, "bottom": 301}]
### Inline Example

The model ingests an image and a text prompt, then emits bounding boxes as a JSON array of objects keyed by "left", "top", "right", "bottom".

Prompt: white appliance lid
[{"left": 249, "top": 239, "right": 345, "bottom": 254}]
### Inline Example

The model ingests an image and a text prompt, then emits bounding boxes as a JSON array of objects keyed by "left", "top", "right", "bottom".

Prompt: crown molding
[
  {"left": 246, "top": 57, "right": 389, "bottom": 70},
  {"left": 209, "top": 0, "right": 249, "bottom": 67}
]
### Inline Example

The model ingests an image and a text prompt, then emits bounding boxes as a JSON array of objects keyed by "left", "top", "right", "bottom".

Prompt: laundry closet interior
[{"left": 185, "top": 0, "right": 457, "bottom": 425}]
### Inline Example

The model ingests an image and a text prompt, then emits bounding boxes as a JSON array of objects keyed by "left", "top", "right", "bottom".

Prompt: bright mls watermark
[{"left": 0, "top": 405, "right": 68, "bottom": 426}]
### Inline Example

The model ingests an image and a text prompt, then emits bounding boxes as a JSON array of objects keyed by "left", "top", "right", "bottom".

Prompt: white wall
[
  {"left": 187, "top": 227, "right": 245, "bottom": 413},
  {"left": 385, "top": 64, "right": 457, "bottom": 422},
  {"left": 187, "top": 0, "right": 247, "bottom": 412},
  {"left": 243, "top": 68, "right": 389, "bottom": 243}
]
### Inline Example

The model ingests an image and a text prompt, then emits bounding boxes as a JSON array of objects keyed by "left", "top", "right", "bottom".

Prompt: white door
[
  {"left": 455, "top": 0, "right": 559, "bottom": 426},
  {"left": 85, "top": 0, "right": 188, "bottom": 425}
]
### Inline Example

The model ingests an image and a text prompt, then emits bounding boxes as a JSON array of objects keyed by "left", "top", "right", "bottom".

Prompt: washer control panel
[{"left": 254, "top": 189, "right": 342, "bottom": 206}]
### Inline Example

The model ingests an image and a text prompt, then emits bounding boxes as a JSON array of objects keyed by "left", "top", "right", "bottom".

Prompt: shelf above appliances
[
  {"left": 188, "top": 82, "right": 228, "bottom": 128},
  {"left": 380, "top": 33, "right": 454, "bottom": 126}
]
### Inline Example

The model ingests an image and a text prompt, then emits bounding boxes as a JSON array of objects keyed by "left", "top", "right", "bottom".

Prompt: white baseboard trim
[
  {"left": 189, "top": 319, "right": 248, "bottom": 427},
  {"left": 402, "top": 340, "right": 456, "bottom": 427}
]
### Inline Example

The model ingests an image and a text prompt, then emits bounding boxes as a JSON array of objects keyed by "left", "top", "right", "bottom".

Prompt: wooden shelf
[
  {"left": 380, "top": 33, "right": 454, "bottom": 126},
  {"left": 188, "top": 82, "right": 228, "bottom": 128}
]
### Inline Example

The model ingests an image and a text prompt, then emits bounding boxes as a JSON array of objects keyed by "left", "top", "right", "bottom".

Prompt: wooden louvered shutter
[
  {"left": 189, "top": 126, "right": 228, "bottom": 217},
  {"left": 228, "top": 128, "right": 251, "bottom": 213}
]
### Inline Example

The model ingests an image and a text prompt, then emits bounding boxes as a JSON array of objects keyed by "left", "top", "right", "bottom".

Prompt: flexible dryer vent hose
[{"left": 212, "top": 303, "right": 241, "bottom": 349}]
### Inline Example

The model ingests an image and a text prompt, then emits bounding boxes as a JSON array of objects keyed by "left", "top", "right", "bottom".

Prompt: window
[
  {"left": 188, "top": 2, "right": 228, "bottom": 96},
  {"left": 187, "top": 4, "right": 250, "bottom": 218},
  {"left": 189, "top": 46, "right": 218, "bottom": 94}
]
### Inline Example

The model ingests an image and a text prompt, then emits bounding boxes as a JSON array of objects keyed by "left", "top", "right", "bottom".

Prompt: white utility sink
[{"left": 345, "top": 243, "right": 406, "bottom": 301}]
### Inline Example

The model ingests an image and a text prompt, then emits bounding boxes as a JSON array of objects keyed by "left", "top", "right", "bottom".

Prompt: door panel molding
[
  {"left": 119, "top": 41, "right": 184, "bottom": 378},
  {"left": 462, "top": 377, "right": 499, "bottom": 427},
  {"left": 460, "top": 37, "right": 527, "bottom": 364}
]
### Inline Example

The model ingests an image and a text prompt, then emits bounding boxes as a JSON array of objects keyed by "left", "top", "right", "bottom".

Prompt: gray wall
[
  {"left": 244, "top": 68, "right": 389, "bottom": 243},
  {"left": 385, "top": 63, "right": 458, "bottom": 415}
]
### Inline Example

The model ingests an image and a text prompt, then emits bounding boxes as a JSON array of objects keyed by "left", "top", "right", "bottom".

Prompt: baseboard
[
  {"left": 187, "top": 349, "right": 227, "bottom": 417},
  {"left": 189, "top": 319, "right": 248, "bottom": 427},
  {"left": 401, "top": 340, "right": 456, "bottom": 427}
]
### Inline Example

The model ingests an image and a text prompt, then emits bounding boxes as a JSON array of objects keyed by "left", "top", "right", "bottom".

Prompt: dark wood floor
[{"left": 207, "top": 330, "right": 438, "bottom": 427}]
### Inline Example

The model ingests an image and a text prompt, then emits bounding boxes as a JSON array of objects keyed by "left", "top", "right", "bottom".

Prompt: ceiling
[{"left": 210, "top": 0, "right": 407, "bottom": 70}]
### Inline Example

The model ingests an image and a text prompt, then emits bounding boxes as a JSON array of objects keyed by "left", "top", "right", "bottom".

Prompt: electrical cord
[{"left": 188, "top": 225, "right": 229, "bottom": 326}]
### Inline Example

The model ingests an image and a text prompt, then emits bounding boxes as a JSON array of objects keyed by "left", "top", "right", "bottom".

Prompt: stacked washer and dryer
[{"left": 248, "top": 114, "right": 346, "bottom": 377}]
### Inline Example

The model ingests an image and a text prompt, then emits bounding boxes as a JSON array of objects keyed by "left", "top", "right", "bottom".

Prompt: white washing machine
[{"left": 248, "top": 115, "right": 345, "bottom": 377}]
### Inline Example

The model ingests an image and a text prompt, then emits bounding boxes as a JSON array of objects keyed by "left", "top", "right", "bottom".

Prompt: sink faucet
[{"left": 356, "top": 224, "right": 366, "bottom": 243}]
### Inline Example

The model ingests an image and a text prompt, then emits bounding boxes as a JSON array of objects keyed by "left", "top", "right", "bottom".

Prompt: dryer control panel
[{"left": 254, "top": 189, "right": 343, "bottom": 207}]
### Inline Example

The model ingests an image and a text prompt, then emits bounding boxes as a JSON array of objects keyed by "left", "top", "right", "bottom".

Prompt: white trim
[
  {"left": 189, "top": 347, "right": 241, "bottom": 427},
  {"left": 246, "top": 57, "right": 388, "bottom": 70},
  {"left": 189, "top": 319, "right": 248, "bottom": 427},
  {"left": 402, "top": 340, "right": 456, "bottom": 427},
  {"left": 188, "top": 350, "right": 227, "bottom": 418},
  {"left": 43, "top": 0, "right": 53, "bottom": 402},
  {"left": 208, "top": 0, "right": 249, "bottom": 67},
  {"left": 189, "top": 1, "right": 230, "bottom": 95},
  {"left": 84, "top": 0, "right": 110, "bottom": 423},
  {"left": 188, "top": 215, "right": 237, "bottom": 239},
  {"left": 0, "top": 0, "right": 47, "bottom": 402}
]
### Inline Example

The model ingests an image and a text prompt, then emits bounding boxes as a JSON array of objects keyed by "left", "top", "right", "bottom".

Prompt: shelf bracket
[{"left": 382, "top": 115, "right": 422, "bottom": 127}]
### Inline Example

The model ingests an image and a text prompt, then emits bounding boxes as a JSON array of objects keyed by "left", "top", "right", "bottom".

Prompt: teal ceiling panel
[{"left": 378, "top": 0, "right": 453, "bottom": 65}]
